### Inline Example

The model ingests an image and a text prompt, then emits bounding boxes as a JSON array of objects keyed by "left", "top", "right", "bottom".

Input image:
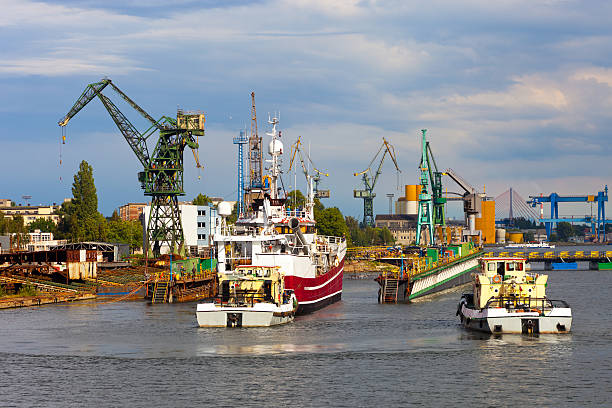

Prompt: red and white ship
[{"left": 213, "top": 116, "right": 346, "bottom": 314}]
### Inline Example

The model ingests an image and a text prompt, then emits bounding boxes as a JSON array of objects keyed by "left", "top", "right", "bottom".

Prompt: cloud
[{"left": 1, "top": 0, "right": 612, "bottom": 218}]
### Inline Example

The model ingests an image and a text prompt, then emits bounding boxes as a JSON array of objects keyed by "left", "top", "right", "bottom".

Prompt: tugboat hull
[
  {"left": 458, "top": 298, "right": 572, "bottom": 334},
  {"left": 196, "top": 302, "right": 296, "bottom": 328}
]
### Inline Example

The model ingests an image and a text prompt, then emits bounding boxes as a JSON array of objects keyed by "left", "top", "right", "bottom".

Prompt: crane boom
[
  {"left": 289, "top": 136, "right": 330, "bottom": 203},
  {"left": 97, "top": 93, "right": 151, "bottom": 167},
  {"left": 353, "top": 137, "right": 401, "bottom": 227},
  {"left": 58, "top": 78, "right": 205, "bottom": 257},
  {"left": 58, "top": 79, "right": 110, "bottom": 127}
]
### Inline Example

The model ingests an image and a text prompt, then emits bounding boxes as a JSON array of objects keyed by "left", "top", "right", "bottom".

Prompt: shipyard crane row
[
  {"left": 58, "top": 78, "right": 205, "bottom": 257},
  {"left": 353, "top": 138, "right": 401, "bottom": 227}
]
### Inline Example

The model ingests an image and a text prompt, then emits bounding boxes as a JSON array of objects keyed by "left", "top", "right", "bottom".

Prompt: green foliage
[
  {"left": 524, "top": 231, "right": 535, "bottom": 242},
  {"left": 0, "top": 214, "right": 27, "bottom": 235},
  {"left": 0, "top": 284, "right": 6, "bottom": 297},
  {"left": 511, "top": 217, "right": 537, "bottom": 229},
  {"left": 286, "top": 190, "right": 306, "bottom": 209},
  {"left": 18, "top": 284, "right": 38, "bottom": 297},
  {"left": 28, "top": 218, "right": 57, "bottom": 233},
  {"left": 107, "top": 216, "right": 143, "bottom": 252},
  {"left": 316, "top": 207, "right": 348, "bottom": 237},
  {"left": 192, "top": 193, "right": 212, "bottom": 206},
  {"left": 345, "top": 215, "right": 394, "bottom": 246},
  {"left": 228, "top": 203, "right": 238, "bottom": 224},
  {"left": 56, "top": 160, "right": 107, "bottom": 242},
  {"left": 556, "top": 222, "right": 575, "bottom": 241}
]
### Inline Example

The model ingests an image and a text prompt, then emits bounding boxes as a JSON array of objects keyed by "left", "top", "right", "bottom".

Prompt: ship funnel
[{"left": 290, "top": 218, "right": 309, "bottom": 255}]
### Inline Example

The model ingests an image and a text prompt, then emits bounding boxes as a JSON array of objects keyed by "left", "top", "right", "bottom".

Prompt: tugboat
[
  {"left": 196, "top": 265, "right": 297, "bottom": 327},
  {"left": 457, "top": 257, "right": 572, "bottom": 334},
  {"left": 208, "top": 115, "right": 347, "bottom": 315}
]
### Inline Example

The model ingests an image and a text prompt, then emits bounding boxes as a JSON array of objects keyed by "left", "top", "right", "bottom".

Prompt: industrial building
[
  {"left": 0, "top": 202, "right": 62, "bottom": 225},
  {"left": 118, "top": 202, "right": 147, "bottom": 222},
  {"left": 142, "top": 203, "right": 222, "bottom": 256},
  {"left": 382, "top": 184, "right": 497, "bottom": 245}
]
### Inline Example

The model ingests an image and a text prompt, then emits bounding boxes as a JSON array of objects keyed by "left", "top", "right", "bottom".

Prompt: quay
[{"left": 485, "top": 250, "right": 612, "bottom": 270}]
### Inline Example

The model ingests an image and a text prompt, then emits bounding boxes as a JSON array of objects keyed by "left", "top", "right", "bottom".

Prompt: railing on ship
[
  {"left": 483, "top": 296, "right": 570, "bottom": 311},
  {"left": 484, "top": 250, "right": 612, "bottom": 260},
  {"left": 380, "top": 247, "right": 482, "bottom": 281},
  {"left": 151, "top": 266, "right": 216, "bottom": 282}
]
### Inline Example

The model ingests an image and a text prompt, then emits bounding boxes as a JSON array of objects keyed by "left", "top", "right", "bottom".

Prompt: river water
[{"left": 1, "top": 268, "right": 611, "bottom": 407}]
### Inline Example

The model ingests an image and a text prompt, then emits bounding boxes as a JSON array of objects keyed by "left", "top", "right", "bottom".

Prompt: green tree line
[{"left": 1, "top": 161, "right": 143, "bottom": 251}]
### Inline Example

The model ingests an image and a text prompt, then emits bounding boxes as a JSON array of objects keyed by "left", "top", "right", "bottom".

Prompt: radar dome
[
  {"left": 268, "top": 139, "right": 283, "bottom": 155},
  {"left": 218, "top": 201, "right": 232, "bottom": 217}
]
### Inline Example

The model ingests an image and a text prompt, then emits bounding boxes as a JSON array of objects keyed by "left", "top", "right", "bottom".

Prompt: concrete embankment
[
  {"left": 0, "top": 293, "right": 97, "bottom": 309},
  {"left": 344, "top": 260, "right": 397, "bottom": 279}
]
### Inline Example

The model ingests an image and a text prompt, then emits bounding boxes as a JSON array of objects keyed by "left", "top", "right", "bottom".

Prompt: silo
[
  {"left": 406, "top": 185, "right": 420, "bottom": 215},
  {"left": 507, "top": 232, "right": 523, "bottom": 243},
  {"left": 495, "top": 228, "right": 506, "bottom": 244},
  {"left": 395, "top": 197, "right": 408, "bottom": 215}
]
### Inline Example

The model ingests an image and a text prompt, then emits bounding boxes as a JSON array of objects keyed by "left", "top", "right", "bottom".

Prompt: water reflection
[{"left": 197, "top": 342, "right": 347, "bottom": 356}]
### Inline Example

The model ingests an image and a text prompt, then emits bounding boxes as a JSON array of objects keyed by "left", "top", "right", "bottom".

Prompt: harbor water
[{"left": 1, "top": 269, "right": 611, "bottom": 407}]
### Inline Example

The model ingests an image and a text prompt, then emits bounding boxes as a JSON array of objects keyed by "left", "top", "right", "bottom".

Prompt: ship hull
[
  {"left": 458, "top": 302, "right": 572, "bottom": 334},
  {"left": 196, "top": 303, "right": 295, "bottom": 327},
  {"left": 284, "top": 259, "right": 344, "bottom": 315}
]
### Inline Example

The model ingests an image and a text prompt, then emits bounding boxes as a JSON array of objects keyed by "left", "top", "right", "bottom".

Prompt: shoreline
[{"left": 0, "top": 293, "right": 97, "bottom": 309}]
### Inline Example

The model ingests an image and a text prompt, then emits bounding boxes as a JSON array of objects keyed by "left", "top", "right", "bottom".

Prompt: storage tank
[
  {"left": 395, "top": 197, "right": 408, "bottom": 215},
  {"left": 495, "top": 228, "right": 506, "bottom": 244},
  {"left": 507, "top": 232, "right": 523, "bottom": 243},
  {"left": 405, "top": 185, "right": 420, "bottom": 215}
]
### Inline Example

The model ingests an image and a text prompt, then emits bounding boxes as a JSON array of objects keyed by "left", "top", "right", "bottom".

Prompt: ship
[
  {"left": 375, "top": 243, "right": 483, "bottom": 303},
  {"left": 196, "top": 265, "right": 297, "bottom": 327},
  {"left": 211, "top": 116, "right": 347, "bottom": 315},
  {"left": 457, "top": 256, "right": 572, "bottom": 334}
]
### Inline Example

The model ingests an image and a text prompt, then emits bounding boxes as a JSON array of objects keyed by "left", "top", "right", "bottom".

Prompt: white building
[{"left": 142, "top": 203, "right": 221, "bottom": 255}]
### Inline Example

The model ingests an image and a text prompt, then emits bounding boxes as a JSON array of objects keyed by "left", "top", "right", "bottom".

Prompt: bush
[{"left": 17, "top": 284, "right": 38, "bottom": 297}]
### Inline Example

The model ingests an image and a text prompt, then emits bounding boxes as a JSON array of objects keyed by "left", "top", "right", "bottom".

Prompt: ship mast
[{"left": 265, "top": 115, "right": 282, "bottom": 200}]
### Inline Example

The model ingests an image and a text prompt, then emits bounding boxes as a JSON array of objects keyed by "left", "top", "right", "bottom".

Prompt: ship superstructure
[{"left": 213, "top": 116, "right": 346, "bottom": 314}]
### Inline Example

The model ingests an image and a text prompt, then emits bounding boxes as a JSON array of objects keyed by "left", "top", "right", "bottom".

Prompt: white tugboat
[
  {"left": 206, "top": 114, "right": 346, "bottom": 316},
  {"left": 196, "top": 265, "right": 297, "bottom": 327},
  {"left": 457, "top": 257, "right": 572, "bottom": 334}
]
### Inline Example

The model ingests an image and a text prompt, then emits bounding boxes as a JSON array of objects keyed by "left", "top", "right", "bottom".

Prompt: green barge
[{"left": 375, "top": 243, "right": 483, "bottom": 303}]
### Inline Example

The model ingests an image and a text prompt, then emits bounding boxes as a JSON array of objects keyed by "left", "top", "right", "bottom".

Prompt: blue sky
[{"left": 1, "top": 0, "right": 610, "bottom": 220}]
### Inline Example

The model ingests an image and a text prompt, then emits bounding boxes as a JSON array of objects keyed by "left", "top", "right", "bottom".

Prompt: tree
[
  {"left": 192, "top": 193, "right": 211, "bottom": 206},
  {"left": 556, "top": 222, "right": 574, "bottom": 242},
  {"left": 286, "top": 190, "right": 306, "bottom": 209},
  {"left": 316, "top": 207, "right": 348, "bottom": 237},
  {"left": 107, "top": 211, "right": 143, "bottom": 252},
  {"left": 59, "top": 160, "right": 107, "bottom": 242},
  {"left": 28, "top": 218, "right": 57, "bottom": 233}
]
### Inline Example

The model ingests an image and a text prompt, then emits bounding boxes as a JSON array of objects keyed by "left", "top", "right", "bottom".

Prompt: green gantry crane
[
  {"left": 353, "top": 138, "right": 400, "bottom": 227},
  {"left": 59, "top": 78, "right": 205, "bottom": 257},
  {"left": 416, "top": 129, "right": 446, "bottom": 245}
]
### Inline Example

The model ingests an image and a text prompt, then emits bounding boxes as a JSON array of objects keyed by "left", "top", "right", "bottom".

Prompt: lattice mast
[
  {"left": 248, "top": 93, "right": 263, "bottom": 189},
  {"left": 416, "top": 129, "right": 435, "bottom": 245},
  {"left": 233, "top": 129, "right": 248, "bottom": 215}
]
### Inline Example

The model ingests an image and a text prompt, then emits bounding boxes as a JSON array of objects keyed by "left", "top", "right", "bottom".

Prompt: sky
[{"left": 0, "top": 0, "right": 611, "bottom": 220}]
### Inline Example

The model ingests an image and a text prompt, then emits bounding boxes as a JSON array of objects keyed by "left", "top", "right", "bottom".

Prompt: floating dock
[{"left": 375, "top": 243, "right": 483, "bottom": 303}]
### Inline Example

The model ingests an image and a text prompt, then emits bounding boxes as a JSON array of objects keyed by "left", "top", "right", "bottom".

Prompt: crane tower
[{"left": 58, "top": 78, "right": 204, "bottom": 256}]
